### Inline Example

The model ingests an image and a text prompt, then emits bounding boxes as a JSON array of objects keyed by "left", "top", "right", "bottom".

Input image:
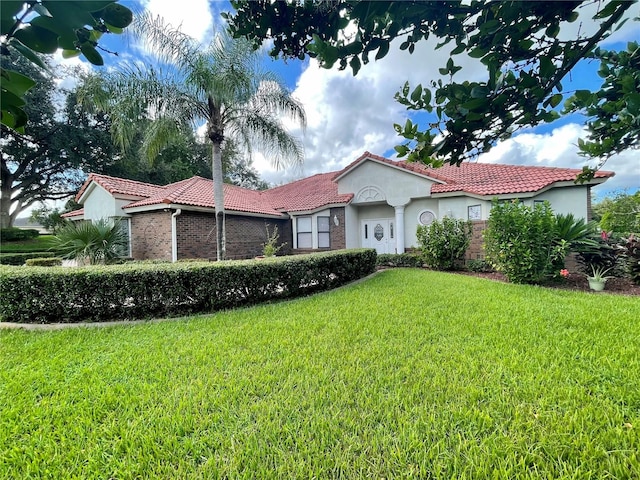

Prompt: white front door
[{"left": 361, "top": 219, "right": 395, "bottom": 254}]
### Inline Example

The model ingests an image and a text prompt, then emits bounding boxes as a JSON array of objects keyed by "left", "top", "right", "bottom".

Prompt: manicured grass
[
  {"left": 0, "top": 235, "right": 56, "bottom": 254},
  {"left": 1, "top": 269, "right": 639, "bottom": 478}
]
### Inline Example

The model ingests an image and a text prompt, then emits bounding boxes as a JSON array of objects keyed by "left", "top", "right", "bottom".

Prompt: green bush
[
  {"left": 416, "top": 217, "right": 473, "bottom": 270},
  {"left": 0, "top": 228, "right": 39, "bottom": 242},
  {"left": 484, "top": 200, "right": 559, "bottom": 284},
  {"left": 0, "top": 235, "right": 57, "bottom": 253},
  {"left": 25, "top": 257, "right": 63, "bottom": 267},
  {"left": 376, "top": 253, "right": 423, "bottom": 268},
  {"left": 0, "top": 252, "right": 54, "bottom": 265},
  {"left": 0, "top": 249, "right": 377, "bottom": 323},
  {"left": 466, "top": 258, "right": 493, "bottom": 273},
  {"left": 622, "top": 235, "right": 640, "bottom": 285}
]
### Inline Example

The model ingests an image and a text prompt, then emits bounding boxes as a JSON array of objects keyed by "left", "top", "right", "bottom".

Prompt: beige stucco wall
[
  {"left": 337, "top": 160, "right": 434, "bottom": 206},
  {"left": 83, "top": 184, "right": 131, "bottom": 221},
  {"left": 404, "top": 199, "right": 440, "bottom": 248},
  {"left": 530, "top": 186, "right": 589, "bottom": 219}
]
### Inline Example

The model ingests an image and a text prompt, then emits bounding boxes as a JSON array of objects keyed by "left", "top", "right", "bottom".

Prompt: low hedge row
[
  {"left": 376, "top": 253, "right": 424, "bottom": 268},
  {"left": 0, "top": 249, "right": 377, "bottom": 323},
  {"left": 0, "top": 228, "right": 39, "bottom": 241},
  {"left": 0, "top": 252, "right": 54, "bottom": 265}
]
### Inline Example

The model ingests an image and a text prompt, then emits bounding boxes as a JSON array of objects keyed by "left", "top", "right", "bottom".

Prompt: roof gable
[
  {"left": 261, "top": 172, "right": 353, "bottom": 212},
  {"left": 76, "top": 173, "right": 164, "bottom": 202}
]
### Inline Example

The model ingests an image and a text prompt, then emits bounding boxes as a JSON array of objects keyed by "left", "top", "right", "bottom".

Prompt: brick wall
[
  {"left": 176, "top": 211, "right": 292, "bottom": 260},
  {"left": 130, "top": 210, "right": 173, "bottom": 261},
  {"left": 329, "top": 207, "right": 346, "bottom": 249},
  {"left": 465, "top": 220, "right": 488, "bottom": 260}
]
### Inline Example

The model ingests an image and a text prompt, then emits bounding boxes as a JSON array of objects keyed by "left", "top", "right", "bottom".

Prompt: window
[
  {"left": 317, "top": 216, "right": 330, "bottom": 248},
  {"left": 115, "top": 217, "right": 131, "bottom": 257},
  {"left": 297, "top": 216, "right": 312, "bottom": 248},
  {"left": 418, "top": 210, "right": 436, "bottom": 226}
]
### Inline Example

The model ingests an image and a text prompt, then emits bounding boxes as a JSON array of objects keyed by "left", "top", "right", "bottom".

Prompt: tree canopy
[
  {"left": 0, "top": 55, "right": 118, "bottom": 228},
  {"left": 1, "top": 1, "right": 133, "bottom": 132},
  {"left": 226, "top": 0, "right": 638, "bottom": 179}
]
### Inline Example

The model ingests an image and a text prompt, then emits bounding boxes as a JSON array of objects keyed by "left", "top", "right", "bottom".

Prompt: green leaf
[
  {"left": 11, "top": 41, "right": 48, "bottom": 69},
  {"left": 375, "top": 40, "right": 389, "bottom": 61},
  {"left": 62, "top": 49, "right": 81, "bottom": 59},
  {"left": 460, "top": 98, "right": 489, "bottom": 111},
  {"left": 105, "top": 23, "right": 123, "bottom": 34},
  {"left": 14, "top": 25, "right": 59, "bottom": 54},
  {"left": 539, "top": 57, "right": 555, "bottom": 78},
  {"left": 410, "top": 84, "right": 422, "bottom": 103},
  {"left": 349, "top": 56, "right": 361, "bottom": 76},
  {"left": 470, "top": 86, "right": 489, "bottom": 98},
  {"left": 42, "top": 1, "right": 96, "bottom": 28},
  {"left": 548, "top": 93, "right": 563, "bottom": 108},
  {"left": 80, "top": 43, "right": 104, "bottom": 65},
  {"left": 0, "top": 68, "right": 36, "bottom": 97},
  {"left": 469, "top": 48, "right": 486, "bottom": 59},
  {"left": 100, "top": 3, "right": 133, "bottom": 28},
  {"left": 594, "top": 1, "right": 623, "bottom": 19},
  {"left": 394, "top": 144, "right": 409, "bottom": 157}
]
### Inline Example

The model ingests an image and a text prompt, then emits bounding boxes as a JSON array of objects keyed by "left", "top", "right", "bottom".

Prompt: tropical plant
[
  {"left": 80, "top": 14, "right": 305, "bottom": 260},
  {"left": 52, "top": 219, "right": 127, "bottom": 265},
  {"left": 262, "top": 225, "right": 286, "bottom": 257},
  {"left": 587, "top": 263, "right": 614, "bottom": 282},
  {"left": 416, "top": 216, "right": 472, "bottom": 271}
]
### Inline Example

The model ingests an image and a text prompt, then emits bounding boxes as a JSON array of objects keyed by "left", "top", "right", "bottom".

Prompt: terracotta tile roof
[
  {"left": 124, "top": 177, "right": 285, "bottom": 216},
  {"left": 261, "top": 172, "right": 353, "bottom": 212},
  {"left": 61, "top": 208, "right": 84, "bottom": 218},
  {"left": 339, "top": 151, "right": 614, "bottom": 196},
  {"left": 76, "top": 173, "right": 164, "bottom": 201}
]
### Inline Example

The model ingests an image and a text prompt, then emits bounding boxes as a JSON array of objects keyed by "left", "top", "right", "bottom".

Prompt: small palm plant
[{"left": 53, "top": 219, "right": 128, "bottom": 265}]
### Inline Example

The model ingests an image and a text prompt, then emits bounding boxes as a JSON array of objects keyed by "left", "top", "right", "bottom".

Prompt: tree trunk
[
  {"left": 211, "top": 141, "right": 226, "bottom": 261},
  {"left": 0, "top": 182, "right": 13, "bottom": 228}
]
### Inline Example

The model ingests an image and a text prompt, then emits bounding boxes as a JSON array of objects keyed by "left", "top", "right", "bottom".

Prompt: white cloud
[
  {"left": 257, "top": 6, "right": 639, "bottom": 192},
  {"left": 142, "top": 0, "right": 214, "bottom": 44},
  {"left": 478, "top": 123, "right": 639, "bottom": 196}
]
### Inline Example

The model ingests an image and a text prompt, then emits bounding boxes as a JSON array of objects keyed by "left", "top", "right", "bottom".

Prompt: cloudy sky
[{"left": 61, "top": 0, "right": 639, "bottom": 199}]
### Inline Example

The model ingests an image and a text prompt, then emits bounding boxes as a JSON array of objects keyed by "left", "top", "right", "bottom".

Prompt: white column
[{"left": 394, "top": 205, "right": 405, "bottom": 254}]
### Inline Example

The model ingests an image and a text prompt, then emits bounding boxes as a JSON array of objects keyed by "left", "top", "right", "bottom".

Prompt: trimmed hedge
[
  {"left": 376, "top": 253, "right": 424, "bottom": 268},
  {"left": 0, "top": 249, "right": 377, "bottom": 323},
  {"left": 0, "top": 228, "right": 39, "bottom": 242},
  {"left": 25, "top": 257, "right": 63, "bottom": 267},
  {"left": 0, "top": 252, "right": 54, "bottom": 265}
]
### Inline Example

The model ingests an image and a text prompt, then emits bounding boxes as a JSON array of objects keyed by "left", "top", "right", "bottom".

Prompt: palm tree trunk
[{"left": 211, "top": 141, "right": 226, "bottom": 260}]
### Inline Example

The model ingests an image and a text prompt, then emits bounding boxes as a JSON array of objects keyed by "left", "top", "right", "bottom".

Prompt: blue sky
[{"left": 57, "top": 0, "right": 639, "bottom": 199}]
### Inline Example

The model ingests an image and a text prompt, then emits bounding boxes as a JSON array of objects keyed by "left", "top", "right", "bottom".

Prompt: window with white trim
[
  {"left": 297, "top": 216, "right": 312, "bottom": 248},
  {"left": 317, "top": 216, "right": 330, "bottom": 248},
  {"left": 418, "top": 210, "right": 436, "bottom": 226}
]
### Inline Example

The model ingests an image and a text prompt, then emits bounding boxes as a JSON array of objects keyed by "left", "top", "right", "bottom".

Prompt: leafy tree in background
[
  {"left": 80, "top": 14, "right": 305, "bottom": 260},
  {"left": 226, "top": 1, "right": 637, "bottom": 179},
  {"left": 594, "top": 191, "right": 640, "bottom": 235},
  {"left": 0, "top": 54, "right": 118, "bottom": 228},
  {"left": 1, "top": 0, "right": 133, "bottom": 131}
]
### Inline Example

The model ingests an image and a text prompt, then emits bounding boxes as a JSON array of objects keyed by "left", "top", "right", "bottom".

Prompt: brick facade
[
  {"left": 130, "top": 210, "right": 173, "bottom": 261},
  {"left": 465, "top": 220, "right": 488, "bottom": 261},
  {"left": 329, "top": 207, "right": 346, "bottom": 250},
  {"left": 176, "top": 211, "right": 292, "bottom": 260}
]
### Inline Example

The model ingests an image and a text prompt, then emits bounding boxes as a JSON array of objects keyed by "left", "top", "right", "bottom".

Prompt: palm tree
[{"left": 81, "top": 14, "right": 305, "bottom": 260}]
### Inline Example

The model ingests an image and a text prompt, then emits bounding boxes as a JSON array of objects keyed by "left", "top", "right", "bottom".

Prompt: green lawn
[
  {"left": 0, "top": 235, "right": 56, "bottom": 254},
  {"left": 1, "top": 269, "right": 639, "bottom": 478}
]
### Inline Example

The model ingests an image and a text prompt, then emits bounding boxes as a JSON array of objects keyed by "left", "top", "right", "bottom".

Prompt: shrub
[
  {"left": 0, "top": 228, "right": 39, "bottom": 242},
  {"left": 376, "top": 253, "right": 423, "bottom": 268},
  {"left": 416, "top": 217, "right": 472, "bottom": 270},
  {"left": 466, "top": 258, "right": 493, "bottom": 273},
  {"left": 0, "top": 252, "right": 54, "bottom": 265},
  {"left": 0, "top": 249, "right": 377, "bottom": 323},
  {"left": 263, "top": 225, "right": 286, "bottom": 257},
  {"left": 53, "top": 219, "right": 128, "bottom": 264},
  {"left": 484, "top": 200, "right": 559, "bottom": 284},
  {"left": 25, "top": 257, "right": 63, "bottom": 267},
  {"left": 622, "top": 235, "right": 640, "bottom": 285}
]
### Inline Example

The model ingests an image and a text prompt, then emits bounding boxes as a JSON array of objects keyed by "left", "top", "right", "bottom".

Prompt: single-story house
[{"left": 64, "top": 151, "right": 614, "bottom": 261}]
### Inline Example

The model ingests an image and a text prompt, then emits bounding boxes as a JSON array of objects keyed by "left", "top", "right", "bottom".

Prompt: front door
[{"left": 361, "top": 219, "right": 394, "bottom": 254}]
